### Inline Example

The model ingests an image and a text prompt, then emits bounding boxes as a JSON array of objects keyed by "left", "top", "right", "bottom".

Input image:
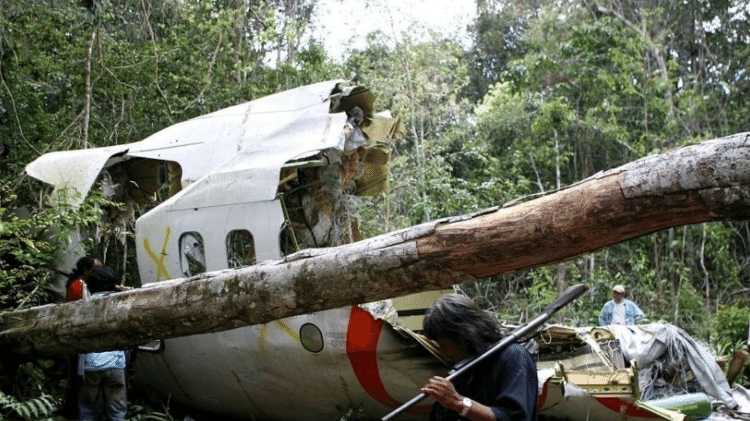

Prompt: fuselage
[{"left": 26, "top": 80, "right": 449, "bottom": 420}]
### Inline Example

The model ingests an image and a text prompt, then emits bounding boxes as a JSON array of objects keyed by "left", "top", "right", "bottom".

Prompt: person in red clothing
[{"left": 65, "top": 256, "right": 102, "bottom": 302}]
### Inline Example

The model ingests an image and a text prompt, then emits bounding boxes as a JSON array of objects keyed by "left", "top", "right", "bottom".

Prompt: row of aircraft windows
[
  {"left": 179, "top": 230, "right": 256, "bottom": 277},
  {"left": 175, "top": 230, "right": 325, "bottom": 354},
  {"left": 142, "top": 229, "right": 324, "bottom": 355}
]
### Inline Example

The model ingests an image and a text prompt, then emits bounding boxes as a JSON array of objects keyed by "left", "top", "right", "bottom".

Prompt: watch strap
[{"left": 459, "top": 397, "right": 472, "bottom": 417}]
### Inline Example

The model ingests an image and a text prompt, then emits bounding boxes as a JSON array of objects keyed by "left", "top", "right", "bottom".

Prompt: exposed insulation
[{"left": 278, "top": 85, "right": 403, "bottom": 253}]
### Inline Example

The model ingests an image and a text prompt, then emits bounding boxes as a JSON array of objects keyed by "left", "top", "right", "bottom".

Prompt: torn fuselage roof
[{"left": 25, "top": 80, "right": 356, "bottom": 207}]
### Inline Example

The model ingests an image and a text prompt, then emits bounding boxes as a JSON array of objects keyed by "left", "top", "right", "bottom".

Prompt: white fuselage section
[{"left": 27, "top": 80, "right": 447, "bottom": 420}]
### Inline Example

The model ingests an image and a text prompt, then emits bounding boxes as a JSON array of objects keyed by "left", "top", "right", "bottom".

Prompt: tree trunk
[
  {"left": 82, "top": 24, "right": 96, "bottom": 149},
  {"left": 2, "top": 133, "right": 750, "bottom": 357},
  {"left": 554, "top": 262, "right": 566, "bottom": 324}
]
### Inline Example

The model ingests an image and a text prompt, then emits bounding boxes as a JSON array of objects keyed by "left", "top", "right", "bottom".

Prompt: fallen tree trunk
[{"left": 1, "top": 133, "right": 749, "bottom": 357}]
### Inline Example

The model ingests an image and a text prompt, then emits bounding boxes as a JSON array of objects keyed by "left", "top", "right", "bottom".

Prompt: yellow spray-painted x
[{"left": 143, "top": 227, "right": 173, "bottom": 282}]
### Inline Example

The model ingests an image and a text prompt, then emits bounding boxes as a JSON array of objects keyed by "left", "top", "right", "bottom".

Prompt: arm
[
  {"left": 422, "top": 377, "right": 497, "bottom": 421},
  {"left": 421, "top": 344, "right": 538, "bottom": 421},
  {"left": 626, "top": 301, "right": 647, "bottom": 323}
]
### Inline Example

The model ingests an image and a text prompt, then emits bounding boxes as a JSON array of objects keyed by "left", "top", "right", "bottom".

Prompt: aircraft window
[
  {"left": 227, "top": 230, "right": 255, "bottom": 268},
  {"left": 299, "top": 323, "right": 324, "bottom": 353},
  {"left": 179, "top": 232, "right": 205, "bottom": 277}
]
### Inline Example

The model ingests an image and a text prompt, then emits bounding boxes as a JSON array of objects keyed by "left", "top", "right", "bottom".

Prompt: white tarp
[{"left": 609, "top": 321, "right": 738, "bottom": 408}]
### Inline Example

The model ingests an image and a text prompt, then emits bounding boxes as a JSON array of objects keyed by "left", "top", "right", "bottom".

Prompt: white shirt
[{"left": 612, "top": 302, "right": 626, "bottom": 325}]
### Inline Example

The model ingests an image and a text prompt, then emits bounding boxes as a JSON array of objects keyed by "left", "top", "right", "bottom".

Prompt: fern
[
  {"left": 125, "top": 403, "right": 175, "bottom": 421},
  {"left": 0, "top": 391, "right": 58, "bottom": 421}
]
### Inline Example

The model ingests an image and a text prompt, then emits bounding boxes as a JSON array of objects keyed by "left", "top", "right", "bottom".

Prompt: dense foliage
[
  {"left": 350, "top": 0, "right": 750, "bottom": 342},
  {"left": 1, "top": 0, "right": 749, "bottom": 418}
]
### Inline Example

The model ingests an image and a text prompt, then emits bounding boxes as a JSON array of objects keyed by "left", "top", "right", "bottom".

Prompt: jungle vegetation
[{"left": 1, "top": 0, "right": 749, "bottom": 419}]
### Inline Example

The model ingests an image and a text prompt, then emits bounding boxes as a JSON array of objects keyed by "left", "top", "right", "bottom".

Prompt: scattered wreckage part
[
  {"left": 534, "top": 322, "right": 746, "bottom": 421},
  {"left": 643, "top": 393, "right": 713, "bottom": 420},
  {"left": 540, "top": 361, "right": 687, "bottom": 421}
]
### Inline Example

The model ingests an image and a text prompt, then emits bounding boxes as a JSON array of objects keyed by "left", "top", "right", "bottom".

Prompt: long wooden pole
[{"left": 1, "top": 133, "right": 749, "bottom": 357}]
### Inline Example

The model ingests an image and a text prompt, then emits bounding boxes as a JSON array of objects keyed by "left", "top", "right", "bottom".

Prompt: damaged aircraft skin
[
  {"left": 26, "top": 80, "right": 452, "bottom": 421},
  {"left": 24, "top": 81, "right": 747, "bottom": 421},
  {"left": 534, "top": 322, "right": 743, "bottom": 421}
]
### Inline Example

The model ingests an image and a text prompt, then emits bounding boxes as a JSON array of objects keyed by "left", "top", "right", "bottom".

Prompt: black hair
[
  {"left": 65, "top": 255, "right": 99, "bottom": 289},
  {"left": 86, "top": 265, "right": 119, "bottom": 294},
  {"left": 423, "top": 293, "right": 502, "bottom": 356}
]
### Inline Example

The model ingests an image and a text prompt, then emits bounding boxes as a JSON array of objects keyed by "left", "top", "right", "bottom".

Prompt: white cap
[{"left": 613, "top": 285, "right": 625, "bottom": 293}]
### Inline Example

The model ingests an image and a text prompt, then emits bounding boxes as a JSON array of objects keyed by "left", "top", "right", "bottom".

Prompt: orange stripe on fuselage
[{"left": 346, "top": 306, "right": 431, "bottom": 416}]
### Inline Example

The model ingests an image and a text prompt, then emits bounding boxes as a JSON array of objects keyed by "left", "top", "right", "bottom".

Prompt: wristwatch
[{"left": 459, "top": 397, "right": 473, "bottom": 417}]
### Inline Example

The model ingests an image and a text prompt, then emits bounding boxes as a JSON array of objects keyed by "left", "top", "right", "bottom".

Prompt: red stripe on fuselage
[
  {"left": 595, "top": 397, "right": 662, "bottom": 418},
  {"left": 537, "top": 381, "right": 549, "bottom": 409},
  {"left": 346, "top": 306, "right": 431, "bottom": 416}
]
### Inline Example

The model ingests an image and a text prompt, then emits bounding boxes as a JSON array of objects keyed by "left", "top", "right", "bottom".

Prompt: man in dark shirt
[{"left": 420, "top": 294, "right": 538, "bottom": 421}]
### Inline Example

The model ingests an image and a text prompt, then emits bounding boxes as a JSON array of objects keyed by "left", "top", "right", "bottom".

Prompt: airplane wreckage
[{"left": 2, "top": 80, "right": 750, "bottom": 421}]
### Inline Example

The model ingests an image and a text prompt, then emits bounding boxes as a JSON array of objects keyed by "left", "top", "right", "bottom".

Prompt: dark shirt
[{"left": 430, "top": 343, "right": 538, "bottom": 421}]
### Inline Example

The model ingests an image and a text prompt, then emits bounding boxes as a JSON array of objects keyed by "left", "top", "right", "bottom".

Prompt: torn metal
[{"left": 534, "top": 322, "right": 747, "bottom": 421}]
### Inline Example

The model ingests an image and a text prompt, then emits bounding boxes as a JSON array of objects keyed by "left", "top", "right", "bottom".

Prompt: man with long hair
[{"left": 420, "top": 294, "right": 538, "bottom": 421}]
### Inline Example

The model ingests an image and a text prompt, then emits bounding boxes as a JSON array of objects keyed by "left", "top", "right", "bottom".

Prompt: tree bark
[{"left": 2, "top": 133, "right": 750, "bottom": 357}]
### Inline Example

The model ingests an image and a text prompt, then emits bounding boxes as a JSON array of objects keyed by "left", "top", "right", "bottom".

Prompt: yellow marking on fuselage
[
  {"left": 143, "top": 227, "right": 172, "bottom": 282},
  {"left": 259, "top": 324, "right": 269, "bottom": 352},
  {"left": 274, "top": 320, "right": 300, "bottom": 343},
  {"left": 258, "top": 320, "right": 300, "bottom": 352}
]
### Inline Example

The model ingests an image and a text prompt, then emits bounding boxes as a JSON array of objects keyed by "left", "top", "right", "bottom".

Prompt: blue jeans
[{"left": 78, "top": 369, "right": 127, "bottom": 421}]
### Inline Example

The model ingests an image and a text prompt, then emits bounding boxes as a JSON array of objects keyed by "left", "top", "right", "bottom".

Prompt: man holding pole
[{"left": 419, "top": 294, "right": 538, "bottom": 421}]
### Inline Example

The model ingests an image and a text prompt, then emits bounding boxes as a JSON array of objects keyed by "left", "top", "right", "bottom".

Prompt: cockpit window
[
  {"left": 227, "top": 230, "right": 255, "bottom": 268},
  {"left": 179, "top": 232, "right": 205, "bottom": 277}
]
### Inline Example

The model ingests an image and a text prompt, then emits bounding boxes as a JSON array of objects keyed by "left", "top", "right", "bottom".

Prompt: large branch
[{"left": 2, "top": 133, "right": 749, "bottom": 357}]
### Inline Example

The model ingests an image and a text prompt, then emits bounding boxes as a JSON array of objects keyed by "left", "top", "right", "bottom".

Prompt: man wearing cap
[{"left": 599, "top": 285, "right": 646, "bottom": 326}]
